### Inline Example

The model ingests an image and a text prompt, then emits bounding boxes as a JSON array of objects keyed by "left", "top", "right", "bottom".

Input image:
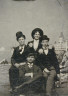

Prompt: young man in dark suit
[
  {"left": 37, "top": 35, "right": 60, "bottom": 96},
  {"left": 27, "top": 28, "right": 43, "bottom": 53},
  {"left": 9, "top": 31, "right": 28, "bottom": 91},
  {"left": 14, "top": 53, "right": 44, "bottom": 96}
]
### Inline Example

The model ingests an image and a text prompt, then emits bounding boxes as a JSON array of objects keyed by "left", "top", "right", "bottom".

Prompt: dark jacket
[
  {"left": 37, "top": 48, "right": 60, "bottom": 74},
  {"left": 27, "top": 40, "right": 42, "bottom": 53},
  {"left": 11, "top": 45, "right": 28, "bottom": 64},
  {"left": 19, "top": 62, "right": 43, "bottom": 82},
  {"left": 15, "top": 62, "right": 43, "bottom": 92}
]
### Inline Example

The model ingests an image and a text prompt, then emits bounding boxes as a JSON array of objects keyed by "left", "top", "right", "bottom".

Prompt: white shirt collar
[
  {"left": 34, "top": 39, "right": 39, "bottom": 42},
  {"left": 44, "top": 49, "right": 49, "bottom": 55},
  {"left": 19, "top": 45, "right": 25, "bottom": 50},
  {"left": 19, "top": 45, "right": 25, "bottom": 54}
]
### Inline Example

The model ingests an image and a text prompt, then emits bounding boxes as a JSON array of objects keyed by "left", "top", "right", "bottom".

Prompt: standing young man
[
  {"left": 9, "top": 31, "right": 28, "bottom": 91},
  {"left": 37, "top": 35, "right": 60, "bottom": 96},
  {"left": 27, "top": 28, "right": 43, "bottom": 53}
]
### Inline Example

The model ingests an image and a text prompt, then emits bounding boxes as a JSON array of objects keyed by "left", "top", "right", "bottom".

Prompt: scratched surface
[{"left": 0, "top": 64, "right": 68, "bottom": 96}]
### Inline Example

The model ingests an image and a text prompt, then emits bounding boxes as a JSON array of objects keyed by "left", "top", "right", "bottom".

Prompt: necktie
[{"left": 19, "top": 47, "right": 24, "bottom": 54}]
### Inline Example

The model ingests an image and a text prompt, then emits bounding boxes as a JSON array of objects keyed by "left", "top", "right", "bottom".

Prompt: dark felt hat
[
  {"left": 16, "top": 31, "right": 26, "bottom": 41},
  {"left": 27, "top": 53, "right": 36, "bottom": 58},
  {"left": 42, "top": 35, "right": 50, "bottom": 41},
  {"left": 31, "top": 28, "right": 43, "bottom": 39}
]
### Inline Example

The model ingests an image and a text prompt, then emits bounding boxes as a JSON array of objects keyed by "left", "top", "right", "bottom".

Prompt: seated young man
[
  {"left": 9, "top": 31, "right": 28, "bottom": 91},
  {"left": 37, "top": 35, "right": 60, "bottom": 96},
  {"left": 14, "top": 53, "right": 44, "bottom": 96}
]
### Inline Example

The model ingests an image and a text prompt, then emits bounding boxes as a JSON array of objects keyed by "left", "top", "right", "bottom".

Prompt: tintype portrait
[{"left": 0, "top": 0, "right": 68, "bottom": 96}]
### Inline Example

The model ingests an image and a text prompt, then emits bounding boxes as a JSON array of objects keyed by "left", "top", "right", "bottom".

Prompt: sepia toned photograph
[{"left": 0, "top": 0, "right": 68, "bottom": 96}]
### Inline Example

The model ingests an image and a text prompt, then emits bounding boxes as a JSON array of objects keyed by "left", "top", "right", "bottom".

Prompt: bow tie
[
  {"left": 19, "top": 46, "right": 24, "bottom": 54},
  {"left": 19, "top": 46, "right": 24, "bottom": 50},
  {"left": 28, "top": 63, "right": 33, "bottom": 68}
]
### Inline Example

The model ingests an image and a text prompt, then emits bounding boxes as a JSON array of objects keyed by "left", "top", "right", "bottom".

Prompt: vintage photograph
[{"left": 0, "top": 0, "right": 68, "bottom": 96}]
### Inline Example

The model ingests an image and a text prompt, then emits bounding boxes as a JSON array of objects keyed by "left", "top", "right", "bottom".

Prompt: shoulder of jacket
[
  {"left": 48, "top": 48, "right": 54, "bottom": 53},
  {"left": 28, "top": 41, "right": 33, "bottom": 44},
  {"left": 13, "top": 46, "right": 19, "bottom": 51},
  {"left": 22, "top": 62, "right": 27, "bottom": 67}
]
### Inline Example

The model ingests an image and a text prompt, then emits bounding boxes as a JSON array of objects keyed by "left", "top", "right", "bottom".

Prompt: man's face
[
  {"left": 34, "top": 32, "right": 40, "bottom": 40},
  {"left": 41, "top": 40, "right": 49, "bottom": 48},
  {"left": 18, "top": 37, "right": 25, "bottom": 46},
  {"left": 27, "top": 56, "right": 35, "bottom": 63}
]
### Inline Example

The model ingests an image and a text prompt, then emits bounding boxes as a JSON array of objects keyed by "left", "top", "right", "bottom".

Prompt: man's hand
[
  {"left": 19, "top": 62, "right": 26, "bottom": 66},
  {"left": 28, "top": 43, "right": 33, "bottom": 47},
  {"left": 43, "top": 68, "right": 50, "bottom": 73},
  {"left": 15, "top": 63, "right": 20, "bottom": 68},
  {"left": 15, "top": 62, "right": 26, "bottom": 68},
  {"left": 25, "top": 73, "right": 33, "bottom": 78},
  {"left": 38, "top": 49, "right": 43, "bottom": 54}
]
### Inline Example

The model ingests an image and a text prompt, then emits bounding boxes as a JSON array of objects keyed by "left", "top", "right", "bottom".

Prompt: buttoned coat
[{"left": 37, "top": 48, "right": 60, "bottom": 74}]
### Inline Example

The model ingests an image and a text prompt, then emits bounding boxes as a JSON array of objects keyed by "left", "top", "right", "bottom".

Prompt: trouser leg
[
  {"left": 9, "top": 66, "right": 19, "bottom": 89},
  {"left": 15, "top": 77, "right": 44, "bottom": 95},
  {"left": 46, "top": 70, "right": 56, "bottom": 95},
  {"left": 29, "top": 77, "right": 44, "bottom": 91}
]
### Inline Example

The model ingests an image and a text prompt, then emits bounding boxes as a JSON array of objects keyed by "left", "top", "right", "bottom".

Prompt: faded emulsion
[{"left": 13, "top": 0, "right": 35, "bottom": 1}]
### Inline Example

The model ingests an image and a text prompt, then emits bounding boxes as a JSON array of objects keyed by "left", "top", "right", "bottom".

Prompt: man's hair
[
  {"left": 16, "top": 31, "right": 26, "bottom": 41},
  {"left": 31, "top": 28, "right": 43, "bottom": 39}
]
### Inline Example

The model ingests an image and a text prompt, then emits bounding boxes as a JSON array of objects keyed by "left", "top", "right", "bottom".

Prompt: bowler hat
[
  {"left": 42, "top": 35, "right": 50, "bottom": 41},
  {"left": 31, "top": 28, "right": 43, "bottom": 39},
  {"left": 16, "top": 31, "right": 26, "bottom": 41}
]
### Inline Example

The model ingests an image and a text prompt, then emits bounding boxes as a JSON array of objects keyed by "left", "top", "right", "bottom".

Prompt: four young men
[{"left": 9, "top": 28, "right": 60, "bottom": 96}]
